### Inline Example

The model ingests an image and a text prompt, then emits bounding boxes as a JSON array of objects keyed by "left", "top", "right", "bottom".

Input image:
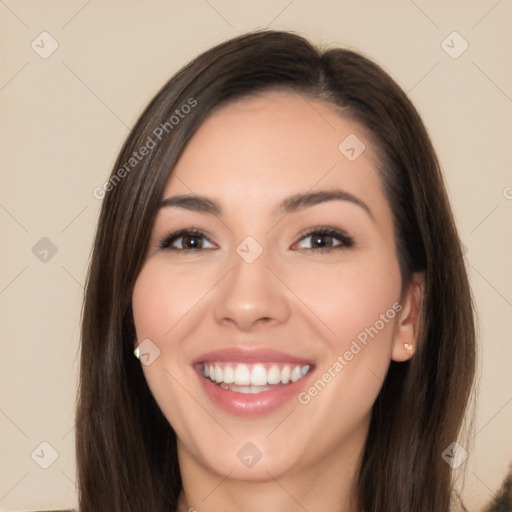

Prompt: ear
[{"left": 391, "top": 272, "right": 425, "bottom": 362}]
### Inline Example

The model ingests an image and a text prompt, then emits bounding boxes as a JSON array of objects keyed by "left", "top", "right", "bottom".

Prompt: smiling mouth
[{"left": 197, "top": 362, "right": 313, "bottom": 394}]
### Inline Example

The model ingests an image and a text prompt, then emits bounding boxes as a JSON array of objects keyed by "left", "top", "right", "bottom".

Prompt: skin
[{"left": 132, "top": 91, "right": 424, "bottom": 512}]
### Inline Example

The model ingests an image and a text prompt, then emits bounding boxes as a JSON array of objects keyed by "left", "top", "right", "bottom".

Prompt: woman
[{"left": 76, "top": 30, "right": 476, "bottom": 511}]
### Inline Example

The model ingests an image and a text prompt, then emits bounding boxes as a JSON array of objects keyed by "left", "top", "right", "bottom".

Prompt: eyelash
[
  {"left": 158, "top": 226, "right": 355, "bottom": 253},
  {"left": 158, "top": 228, "right": 214, "bottom": 251},
  {"left": 295, "top": 226, "right": 355, "bottom": 252}
]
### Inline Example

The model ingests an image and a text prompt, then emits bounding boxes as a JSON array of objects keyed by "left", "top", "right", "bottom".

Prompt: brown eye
[
  {"left": 310, "top": 234, "right": 336, "bottom": 248},
  {"left": 180, "top": 234, "right": 203, "bottom": 249},
  {"left": 159, "top": 229, "right": 216, "bottom": 251},
  {"left": 294, "top": 227, "right": 354, "bottom": 252}
]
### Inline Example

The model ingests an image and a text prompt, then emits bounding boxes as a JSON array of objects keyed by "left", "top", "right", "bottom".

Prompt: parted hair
[{"left": 76, "top": 30, "right": 476, "bottom": 512}]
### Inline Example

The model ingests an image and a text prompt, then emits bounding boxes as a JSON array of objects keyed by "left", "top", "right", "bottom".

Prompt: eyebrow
[
  {"left": 160, "top": 189, "right": 374, "bottom": 220},
  {"left": 280, "top": 189, "right": 374, "bottom": 219},
  {"left": 160, "top": 194, "right": 222, "bottom": 215}
]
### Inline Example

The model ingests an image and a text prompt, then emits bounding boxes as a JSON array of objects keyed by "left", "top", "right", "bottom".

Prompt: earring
[
  {"left": 403, "top": 343, "right": 414, "bottom": 353},
  {"left": 133, "top": 337, "right": 140, "bottom": 359}
]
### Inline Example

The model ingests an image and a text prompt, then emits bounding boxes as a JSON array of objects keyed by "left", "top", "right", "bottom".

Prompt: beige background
[{"left": 1, "top": 1, "right": 511, "bottom": 511}]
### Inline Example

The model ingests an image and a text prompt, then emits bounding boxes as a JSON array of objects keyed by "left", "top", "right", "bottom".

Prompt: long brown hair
[{"left": 76, "top": 30, "right": 476, "bottom": 512}]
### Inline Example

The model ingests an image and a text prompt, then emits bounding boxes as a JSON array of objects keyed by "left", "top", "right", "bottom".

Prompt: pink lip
[
  {"left": 192, "top": 347, "right": 314, "bottom": 365},
  {"left": 192, "top": 347, "right": 316, "bottom": 417}
]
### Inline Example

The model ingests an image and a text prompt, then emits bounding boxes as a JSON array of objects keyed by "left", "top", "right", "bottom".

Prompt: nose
[{"left": 213, "top": 249, "right": 290, "bottom": 332}]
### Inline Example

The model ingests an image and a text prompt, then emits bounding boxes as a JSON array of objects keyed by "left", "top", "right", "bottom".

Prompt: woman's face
[{"left": 132, "top": 91, "right": 415, "bottom": 483}]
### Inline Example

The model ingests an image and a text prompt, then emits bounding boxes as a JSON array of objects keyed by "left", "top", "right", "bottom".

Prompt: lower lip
[{"left": 195, "top": 368, "right": 314, "bottom": 417}]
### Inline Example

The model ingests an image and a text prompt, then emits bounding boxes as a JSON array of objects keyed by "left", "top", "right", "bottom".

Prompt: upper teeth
[{"left": 202, "top": 362, "right": 311, "bottom": 386}]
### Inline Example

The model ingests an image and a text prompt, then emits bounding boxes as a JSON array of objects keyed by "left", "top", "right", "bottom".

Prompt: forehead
[{"left": 164, "top": 91, "right": 384, "bottom": 214}]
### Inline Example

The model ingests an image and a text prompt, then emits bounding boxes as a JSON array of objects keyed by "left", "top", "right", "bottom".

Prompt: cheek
[
  {"left": 287, "top": 252, "right": 402, "bottom": 351},
  {"left": 291, "top": 259, "right": 402, "bottom": 443},
  {"left": 132, "top": 260, "right": 214, "bottom": 342},
  {"left": 131, "top": 261, "right": 206, "bottom": 404},
  {"left": 131, "top": 261, "right": 213, "bottom": 439}
]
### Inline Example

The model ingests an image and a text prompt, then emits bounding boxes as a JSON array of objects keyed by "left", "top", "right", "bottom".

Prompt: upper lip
[{"left": 192, "top": 347, "right": 315, "bottom": 366}]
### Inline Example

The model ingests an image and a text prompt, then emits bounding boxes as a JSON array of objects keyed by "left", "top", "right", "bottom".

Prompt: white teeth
[
  {"left": 234, "top": 364, "right": 251, "bottom": 385},
  {"left": 290, "top": 365, "right": 302, "bottom": 382},
  {"left": 202, "top": 362, "right": 312, "bottom": 388},
  {"left": 267, "top": 364, "right": 281, "bottom": 385},
  {"left": 214, "top": 364, "right": 223, "bottom": 383},
  {"left": 251, "top": 364, "right": 267, "bottom": 386},
  {"left": 223, "top": 365, "right": 234, "bottom": 384}
]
